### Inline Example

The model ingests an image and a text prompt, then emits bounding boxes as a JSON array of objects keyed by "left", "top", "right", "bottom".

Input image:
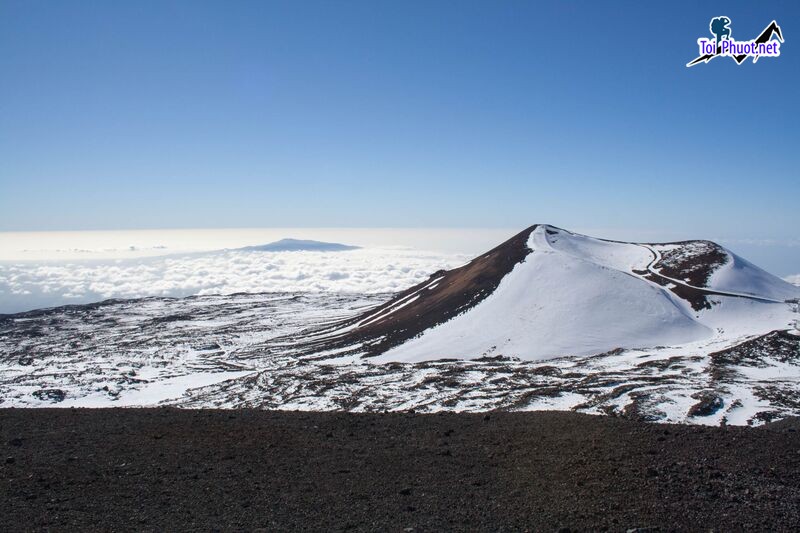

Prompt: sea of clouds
[
  {"left": 2, "top": 232, "right": 797, "bottom": 315},
  {"left": 0, "top": 248, "right": 469, "bottom": 314}
]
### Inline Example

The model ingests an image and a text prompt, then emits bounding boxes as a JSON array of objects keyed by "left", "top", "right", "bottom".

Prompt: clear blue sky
[{"left": 1, "top": 1, "right": 798, "bottom": 240}]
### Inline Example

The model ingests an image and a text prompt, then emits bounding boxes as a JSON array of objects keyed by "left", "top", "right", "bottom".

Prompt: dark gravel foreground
[{"left": 1, "top": 409, "right": 800, "bottom": 532}]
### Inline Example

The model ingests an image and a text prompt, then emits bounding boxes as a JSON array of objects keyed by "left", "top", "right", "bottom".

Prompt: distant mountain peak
[{"left": 238, "top": 239, "right": 360, "bottom": 252}]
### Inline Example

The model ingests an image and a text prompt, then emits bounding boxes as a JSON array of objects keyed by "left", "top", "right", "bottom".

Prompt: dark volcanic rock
[
  {"left": 712, "top": 330, "right": 800, "bottom": 369},
  {"left": 31, "top": 389, "right": 66, "bottom": 403},
  {"left": 688, "top": 391, "right": 725, "bottom": 418},
  {"left": 650, "top": 240, "right": 729, "bottom": 287},
  {"left": 1, "top": 409, "right": 799, "bottom": 531}
]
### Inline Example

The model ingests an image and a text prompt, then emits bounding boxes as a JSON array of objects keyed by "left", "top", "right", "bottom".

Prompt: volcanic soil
[{"left": 1, "top": 409, "right": 800, "bottom": 531}]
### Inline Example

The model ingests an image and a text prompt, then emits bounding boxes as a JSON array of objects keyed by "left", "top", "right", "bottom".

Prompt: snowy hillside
[
  {"left": 305, "top": 225, "right": 798, "bottom": 363},
  {"left": 379, "top": 226, "right": 709, "bottom": 362},
  {"left": 709, "top": 252, "right": 800, "bottom": 302}
]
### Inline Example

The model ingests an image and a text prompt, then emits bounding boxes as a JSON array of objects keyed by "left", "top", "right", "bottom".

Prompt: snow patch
[{"left": 710, "top": 252, "right": 800, "bottom": 301}]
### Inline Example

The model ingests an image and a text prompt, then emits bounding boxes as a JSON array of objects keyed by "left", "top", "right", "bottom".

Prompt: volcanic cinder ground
[{"left": 2, "top": 409, "right": 800, "bottom": 531}]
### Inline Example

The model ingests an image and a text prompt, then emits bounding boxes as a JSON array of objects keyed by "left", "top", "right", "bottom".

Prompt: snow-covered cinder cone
[{"left": 299, "top": 224, "right": 800, "bottom": 363}]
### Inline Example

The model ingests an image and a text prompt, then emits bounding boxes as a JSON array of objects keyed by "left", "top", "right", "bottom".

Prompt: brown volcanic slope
[
  {"left": 651, "top": 240, "right": 729, "bottom": 287},
  {"left": 295, "top": 225, "right": 536, "bottom": 358}
]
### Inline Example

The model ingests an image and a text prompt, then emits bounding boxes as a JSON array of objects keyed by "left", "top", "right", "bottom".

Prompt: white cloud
[
  {"left": 786, "top": 274, "right": 800, "bottom": 287},
  {"left": 0, "top": 248, "right": 469, "bottom": 314}
]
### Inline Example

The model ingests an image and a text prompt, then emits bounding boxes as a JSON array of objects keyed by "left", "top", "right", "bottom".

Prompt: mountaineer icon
[{"left": 710, "top": 16, "right": 732, "bottom": 48}]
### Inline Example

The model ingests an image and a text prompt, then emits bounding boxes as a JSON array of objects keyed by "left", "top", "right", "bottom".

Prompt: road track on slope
[{"left": 637, "top": 244, "right": 786, "bottom": 305}]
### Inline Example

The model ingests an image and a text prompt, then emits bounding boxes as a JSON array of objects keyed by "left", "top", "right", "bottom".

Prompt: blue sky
[{"left": 1, "top": 1, "right": 798, "bottom": 242}]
